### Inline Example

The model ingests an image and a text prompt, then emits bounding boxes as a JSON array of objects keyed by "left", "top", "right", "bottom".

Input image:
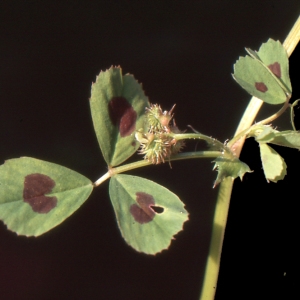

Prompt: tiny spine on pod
[{"left": 135, "top": 104, "right": 185, "bottom": 164}]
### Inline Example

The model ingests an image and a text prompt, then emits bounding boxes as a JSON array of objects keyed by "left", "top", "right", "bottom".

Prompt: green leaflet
[
  {"left": 254, "top": 125, "right": 277, "bottom": 143},
  {"left": 90, "top": 66, "right": 150, "bottom": 167},
  {"left": 251, "top": 125, "right": 300, "bottom": 149},
  {"left": 109, "top": 174, "right": 189, "bottom": 255},
  {"left": 269, "top": 131, "right": 300, "bottom": 149},
  {"left": 259, "top": 144, "right": 287, "bottom": 182},
  {"left": 249, "top": 125, "right": 300, "bottom": 182},
  {"left": 233, "top": 39, "right": 292, "bottom": 105},
  {"left": 0, "top": 157, "right": 93, "bottom": 236}
]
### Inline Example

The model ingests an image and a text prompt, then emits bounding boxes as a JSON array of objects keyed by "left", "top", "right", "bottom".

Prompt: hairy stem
[
  {"left": 93, "top": 150, "right": 222, "bottom": 187},
  {"left": 171, "top": 133, "right": 226, "bottom": 152},
  {"left": 290, "top": 99, "right": 300, "bottom": 131},
  {"left": 199, "top": 15, "right": 300, "bottom": 300}
]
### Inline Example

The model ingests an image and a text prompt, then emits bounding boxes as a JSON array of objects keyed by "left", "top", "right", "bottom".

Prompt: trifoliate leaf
[
  {"left": 0, "top": 157, "right": 93, "bottom": 236},
  {"left": 259, "top": 143, "right": 287, "bottom": 182},
  {"left": 90, "top": 66, "right": 149, "bottom": 167},
  {"left": 213, "top": 155, "right": 251, "bottom": 187},
  {"left": 109, "top": 174, "right": 188, "bottom": 255},
  {"left": 233, "top": 39, "right": 292, "bottom": 105}
]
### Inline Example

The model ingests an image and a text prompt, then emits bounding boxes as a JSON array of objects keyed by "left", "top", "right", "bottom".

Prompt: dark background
[{"left": 1, "top": 2, "right": 300, "bottom": 299}]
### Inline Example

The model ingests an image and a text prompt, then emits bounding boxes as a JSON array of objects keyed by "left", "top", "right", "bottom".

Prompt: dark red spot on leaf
[
  {"left": 108, "top": 97, "right": 137, "bottom": 137},
  {"left": 23, "top": 173, "right": 57, "bottom": 214},
  {"left": 268, "top": 62, "right": 281, "bottom": 78},
  {"left": 130, "top": 192, "right": 156, "bottom": 224},
  {"left": 255, "top": 82, "right": 268, "bottom": 93}
]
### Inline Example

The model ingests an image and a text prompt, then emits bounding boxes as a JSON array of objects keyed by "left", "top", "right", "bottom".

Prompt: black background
[{"left": 1, "top": 2, "right": 300, "bottom": 300}]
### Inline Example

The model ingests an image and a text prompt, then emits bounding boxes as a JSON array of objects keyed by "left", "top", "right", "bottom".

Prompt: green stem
[
  {"left": 227, "top": 97, "right": 291, "bottom": 150},
  {"left": 290, "top": 99, "right": 300, "bottom": 131},
  {"left": 171, "top": 133, "right": 226, "bottom": 152},
  {"left": 199, "top": 15, "right": 300, "bottom": 300},
  {"left": 93, "top": 150, "right": 222, "bottom": 187}
]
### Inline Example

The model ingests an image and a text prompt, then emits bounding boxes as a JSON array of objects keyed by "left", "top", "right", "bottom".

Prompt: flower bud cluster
[{"left": 135, "top": 104, "right": 185, "bottom": 164}]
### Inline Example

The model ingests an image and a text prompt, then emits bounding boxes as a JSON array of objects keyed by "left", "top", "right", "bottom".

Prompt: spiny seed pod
[
  {"left": 146, "top": 104, "right": 175, "bottom": 133},
  {"left": 169, "top": 119, "right": 185, "bottom": 155},
  {"left": 136, "top": 104, "right": 185, "bottom": 164},
  {"left": 135, "top": 129, "right": 174, "bottom": 164}
]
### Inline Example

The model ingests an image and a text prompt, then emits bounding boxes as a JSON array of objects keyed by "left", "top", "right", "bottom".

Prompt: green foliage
[
  {"left": 0, "top": 157, "right": 93, "bottom": 236},
  {"left": 213, "top": 155, "right": 251, "bottom": 187},
  {"left": 90, "top": 66, "right": 150, "bottom": 167},
  {"left": 254, "top": 125, "right": 277, "bottom": 142},
  {"left": 233, "top": 39, "right": 292, "bottom": 104},
  {"left": 247, "top": 125, "right": 300, "bottom": 182},
  {"left": 269, "top": 131, "right": 300, "bottom": 149},
  {"left": 109, "top": 174, "right": 188, "bottom": 254},
  {"left": 259, "top": 143, "right": 287, "bottom": 182},
  {"left": 0, "top": 37, "right": 296, "bottom": 256},
  {"left": 253, "top": 125, "right": 300, "bottom": 149},
  {"left": 231, "top": 38, "right": 297, "bottom": 182}
]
